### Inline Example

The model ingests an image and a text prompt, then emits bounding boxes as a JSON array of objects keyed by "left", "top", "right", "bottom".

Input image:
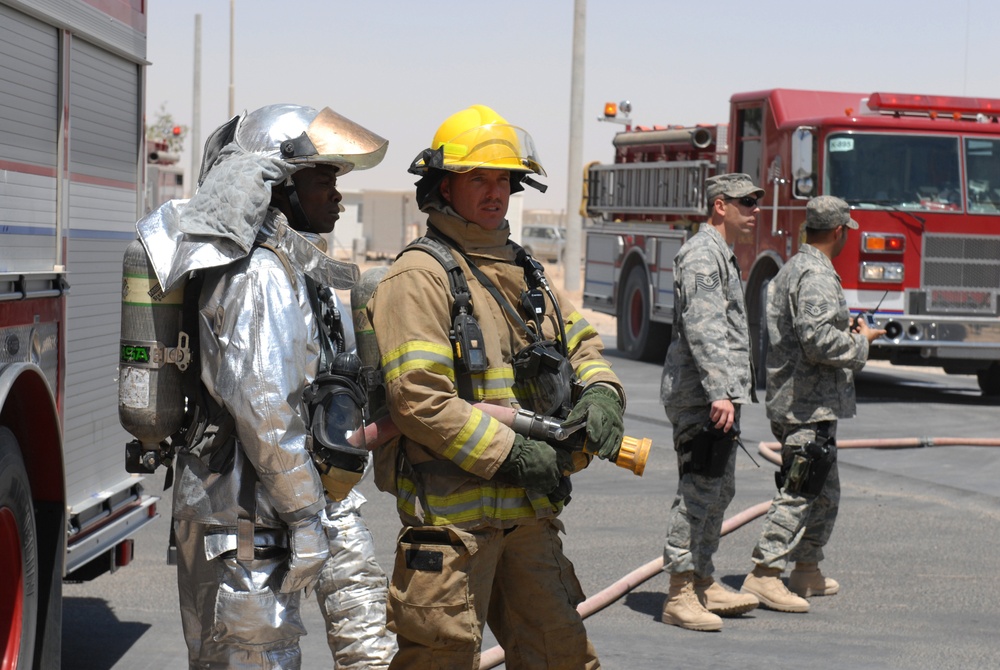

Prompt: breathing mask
[{"left": 304, "top": 351, "right": 370, "bottom": 500}]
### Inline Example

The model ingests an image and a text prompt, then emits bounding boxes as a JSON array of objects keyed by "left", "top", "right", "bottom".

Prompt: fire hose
[
  {"left": 755, "top": 436, "right": 1000, "bottom": 466},
  {"left": 477, "top": 434, "right": 1000, "bottom": 669}
]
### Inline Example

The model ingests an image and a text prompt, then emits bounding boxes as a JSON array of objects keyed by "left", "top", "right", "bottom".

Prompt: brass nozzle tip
[{"left": 616, "top": 435, "right": 651, "bottom": 476}]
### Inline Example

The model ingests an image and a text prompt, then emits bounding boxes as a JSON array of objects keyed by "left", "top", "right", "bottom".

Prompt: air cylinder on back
[{"left": 118, "top": 239, "right": 189, "bottom": 450}]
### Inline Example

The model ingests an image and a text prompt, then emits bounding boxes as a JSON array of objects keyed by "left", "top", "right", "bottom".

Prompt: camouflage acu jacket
[
  {"left": 660, "top": 225, "right": 755, "bottom": 415},
  {"left": 765, "top": 243, "right": 870, "bottom": 424}
]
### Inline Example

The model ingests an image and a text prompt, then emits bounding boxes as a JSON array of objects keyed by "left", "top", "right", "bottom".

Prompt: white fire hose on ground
[{"left": 478, "top": 435, "right": 1000, "bottom": 669}]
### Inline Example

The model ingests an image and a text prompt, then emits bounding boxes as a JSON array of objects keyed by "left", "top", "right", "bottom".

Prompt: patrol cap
[
  {"left": 805, "top": 195, "right": 859, "bottom": 230},
  {"left": 705, "top": 173, "right": 765, "bottom": 201}
]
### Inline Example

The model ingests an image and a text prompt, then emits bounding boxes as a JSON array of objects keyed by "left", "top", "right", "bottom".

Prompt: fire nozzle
[{"left": 506, "top": 408, "right": 651, "bottom": 476}]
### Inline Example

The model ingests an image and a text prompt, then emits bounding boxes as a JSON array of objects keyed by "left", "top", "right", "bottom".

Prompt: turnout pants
[
  {"left": 752, "top": 421, "right": 841, "bottom": 570},
  {"left": 387, "top": 518, "right": 600, "bottom": 670}
]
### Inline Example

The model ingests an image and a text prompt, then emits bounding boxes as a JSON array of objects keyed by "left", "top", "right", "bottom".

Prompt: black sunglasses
[{"left": 726, "top": 195, "right": 759, "bottom": 208}]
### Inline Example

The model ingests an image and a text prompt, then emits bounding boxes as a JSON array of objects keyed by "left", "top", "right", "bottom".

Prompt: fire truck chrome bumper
[
  {"left": 65, "top": 493, "right": 159, "bottom": 574},
  {"left": 871, "top": 314, "right": 1000, "bottom": 359}
]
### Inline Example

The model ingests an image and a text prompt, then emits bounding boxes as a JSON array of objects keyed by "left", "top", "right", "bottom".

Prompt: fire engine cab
[{"left": 584, "top": 89, "right": 1000, "bottom": 395}]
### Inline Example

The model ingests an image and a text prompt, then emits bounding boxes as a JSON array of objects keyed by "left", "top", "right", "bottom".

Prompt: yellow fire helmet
[{"left": 409, "top": 105, "right": 546, "bottom": 192}]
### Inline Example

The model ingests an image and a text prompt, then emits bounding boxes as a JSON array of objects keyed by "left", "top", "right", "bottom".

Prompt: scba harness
[
  {"left": 363, "top": 232, "right": 582, "bottom": 496},
  {"left": 403, "top": 231, "right": 580, "bottom": 417}
]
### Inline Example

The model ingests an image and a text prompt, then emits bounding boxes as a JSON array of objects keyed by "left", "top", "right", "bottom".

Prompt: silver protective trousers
[
  {"left": 174, "top": 518, "right": 305, "bottom": 670},
  {"left": 316, "top": 496, "right": 396, "bottom": 668}
]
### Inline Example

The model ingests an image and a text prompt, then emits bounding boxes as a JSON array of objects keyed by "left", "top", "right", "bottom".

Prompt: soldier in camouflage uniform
[
  {"left": 740, "top": 195, "right": 884, "bottom": 613},
  {"left": 659, "top": 173, "right": 762, "bottom": 631}
]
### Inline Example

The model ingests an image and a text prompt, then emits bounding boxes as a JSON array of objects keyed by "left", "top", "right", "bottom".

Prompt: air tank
[{"left": 118, "top": 239, "right": 189, "bottom": 449}]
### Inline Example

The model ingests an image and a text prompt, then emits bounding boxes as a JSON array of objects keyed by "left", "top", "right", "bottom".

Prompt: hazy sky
[{"left": 145, "top": 0, "right": 995, "bottom": 212}]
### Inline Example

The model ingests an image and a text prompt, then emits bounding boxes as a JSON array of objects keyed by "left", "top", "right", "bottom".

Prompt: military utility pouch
[
  {"left": 679, "top": 421, "right": 737, "bottom": 478},
  {"left": 780, "top": 439, "right": 835, "bottom": 496}
]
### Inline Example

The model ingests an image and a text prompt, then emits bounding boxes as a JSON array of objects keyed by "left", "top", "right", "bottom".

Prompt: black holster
[
  {"left": 678, "top": 421, "right": 738, "bottom": 478},
  {"left": 777, "top": 423, "right": 837, "bottom": 496}
]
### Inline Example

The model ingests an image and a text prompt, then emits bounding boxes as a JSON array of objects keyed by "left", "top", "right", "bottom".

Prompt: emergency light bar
[{"left": 867, "top": 92, "right": 1000, "bottom": 117}]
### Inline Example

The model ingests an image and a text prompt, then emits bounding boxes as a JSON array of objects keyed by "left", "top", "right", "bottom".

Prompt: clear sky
[{"left": 145, "top": 0, "right": 996, "bottom": 212}]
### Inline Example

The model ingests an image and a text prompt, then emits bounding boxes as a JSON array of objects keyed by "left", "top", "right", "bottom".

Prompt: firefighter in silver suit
[{"left": 136, "top": 104, "right": 392, "bottom": 669}]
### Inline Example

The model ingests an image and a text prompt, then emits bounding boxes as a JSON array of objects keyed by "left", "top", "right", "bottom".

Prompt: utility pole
[
  {"left": 564, "top": 0, "right": 586, "bottom": 292},
  {"left": 189, "top": 13, "right": 202, "bottom": 196},
  {"left": 228, "top": 0, "right": 235, "bottom": 117}
]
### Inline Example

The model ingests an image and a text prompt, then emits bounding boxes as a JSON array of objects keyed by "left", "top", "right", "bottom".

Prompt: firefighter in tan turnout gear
[
  {"left": 135, "top": 104, "right": 393, "bottom": 668},
  {"left": 740, "top": 195, "right": 884, "bottom": 612},
  {"left": 368, "top": 104, "right": 626, "bottom": 668}
]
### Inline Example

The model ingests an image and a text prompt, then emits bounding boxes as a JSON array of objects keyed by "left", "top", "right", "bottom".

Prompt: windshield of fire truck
[
  {"left": 825, "top": 133, "right": 962, "bottom": 212},
  {"left": 965, "top": 138, "right": 1000, "bottom": 214}
]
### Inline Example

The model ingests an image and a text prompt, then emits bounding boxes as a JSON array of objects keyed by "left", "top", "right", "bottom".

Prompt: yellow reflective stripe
[
  {"left": 565, "top": 311, "right": 597, "bottom": 351},
  {"left": 420, "top": 485, "right": 540, "bottom": 525},
  {"left": 394, "top": 476, "right": 559, "bottom": 525},
  {"left": 528, "top": 491, "right": 563, "bottom": 514},
  {"left": 395, "top": 477, "right": 419, "bottom": 518},
  {"left": 381, "top": 340, "right": 455, "bottom": 384},
  {"left": 442, "top": 408, "right": 499, "bottom": 470},
  {"left": 576, "top": 360, "right": 613, "bottom": 383},
  {"left": 470, "top": 366, "right": 516, "bottom": 401}
]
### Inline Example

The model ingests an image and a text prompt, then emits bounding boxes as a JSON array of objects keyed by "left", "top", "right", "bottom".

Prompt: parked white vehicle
[{"left": 521, "top": 225, "right": 566, "bottom": 263}]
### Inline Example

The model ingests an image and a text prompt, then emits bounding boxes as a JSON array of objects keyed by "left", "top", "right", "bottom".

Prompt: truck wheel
[
  {"left": 977, "top": 362, "right": 1000, "bottom": 396},
  {"left": 617, "top": 266, "right": 670, "bottom": 362},
  {"left": 0, "top": 428, "right": 37, "bottom": 670}
]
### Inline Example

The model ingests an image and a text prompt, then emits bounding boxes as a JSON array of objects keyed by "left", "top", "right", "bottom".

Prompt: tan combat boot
[
  {"left": 694, "top": 576, "right": 759, "bottom": 616},
  {"left": 740, "top": 565, "right": 809, "bottom": 613},
  {"left": 789, "top": 562, "right": 840, "bottom": 597},
  {"left": 661, "top": 572, "right": 723, "bottom": 631}
]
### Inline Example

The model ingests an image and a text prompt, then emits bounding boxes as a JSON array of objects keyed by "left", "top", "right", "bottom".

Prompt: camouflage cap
[
  {"left": 805, "top": 195, "right": 859, "bottom": 230},
  {"left": 705, "top": 173, "right": 765, "bottom": 201}
]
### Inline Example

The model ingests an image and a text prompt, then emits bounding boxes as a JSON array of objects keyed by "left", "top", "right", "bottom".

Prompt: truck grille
[{"left": 921, "top": 234, "right": 1000, "bottom": 314}]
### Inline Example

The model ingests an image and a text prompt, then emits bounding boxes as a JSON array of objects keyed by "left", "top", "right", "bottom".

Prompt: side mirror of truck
[{"left": 791, "top": 126, "right": 816, "bottom": 199}]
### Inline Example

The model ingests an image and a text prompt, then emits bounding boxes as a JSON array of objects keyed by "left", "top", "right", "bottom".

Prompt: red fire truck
[
  {"left": 0, "top": 1, "right": 157, "bottom": 667},
  {"left": 583, "top": 88, "right": 1000, "bottom": 395}
]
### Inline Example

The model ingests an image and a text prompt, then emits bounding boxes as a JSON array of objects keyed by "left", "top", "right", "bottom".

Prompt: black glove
[
  {"left": 564, "top": 384, "right": 624, "bottom": 461},
  {"left": 493, "top": 434, "right": 562, "bottom": 494}
]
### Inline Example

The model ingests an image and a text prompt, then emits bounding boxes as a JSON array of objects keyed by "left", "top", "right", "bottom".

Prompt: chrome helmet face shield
[{"left": 235, "top": 104, "right": 388, "bottom": 175}]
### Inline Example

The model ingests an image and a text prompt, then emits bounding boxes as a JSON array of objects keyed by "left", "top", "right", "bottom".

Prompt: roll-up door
[
  {"left": 0, "top": 3, "right": 59, "bottom": 270},
  {"left": 63, "top": 36, "right": 142, "bottom": 504}
]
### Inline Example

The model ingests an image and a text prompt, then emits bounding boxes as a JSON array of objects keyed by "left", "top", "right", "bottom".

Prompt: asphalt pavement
[{"left": 61, "top": 350, "right": 1000, "bottom": 669}]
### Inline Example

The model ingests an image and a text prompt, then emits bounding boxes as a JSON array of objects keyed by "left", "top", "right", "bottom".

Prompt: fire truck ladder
[{"left": 585, "top": 160, "right": 713, "bottom": 219}]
